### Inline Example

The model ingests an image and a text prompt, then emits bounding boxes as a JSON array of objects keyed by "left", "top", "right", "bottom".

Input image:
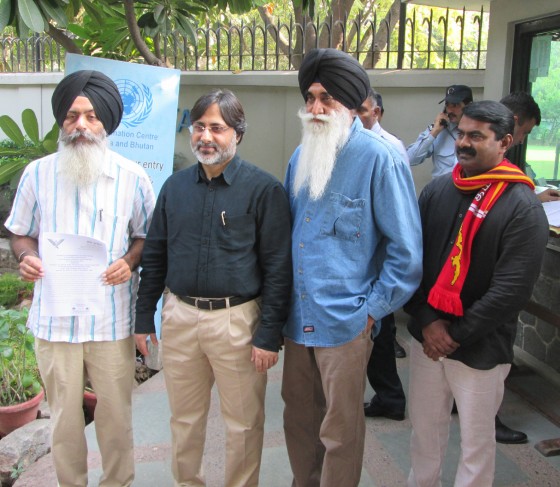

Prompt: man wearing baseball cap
[{"left": 407, "top": 84, "right": 473, "bottom": 178}]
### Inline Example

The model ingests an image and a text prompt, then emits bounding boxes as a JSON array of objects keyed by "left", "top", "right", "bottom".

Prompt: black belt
[{"left": 176, "top": 295, "right": 255, "bottom": 311}]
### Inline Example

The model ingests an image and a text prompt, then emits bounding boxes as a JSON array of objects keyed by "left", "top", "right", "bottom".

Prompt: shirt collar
[{"left": 196, "top": 155, "right": 241, "bottom": 185}]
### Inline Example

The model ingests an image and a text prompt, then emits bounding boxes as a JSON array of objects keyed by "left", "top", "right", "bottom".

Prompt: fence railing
[{"left": 0, "top": 4, "right": 488, "bottom": 73}]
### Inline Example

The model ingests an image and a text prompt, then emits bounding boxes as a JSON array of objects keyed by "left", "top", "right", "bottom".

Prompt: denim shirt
[
  {"left": 407, "top": 123, "right": 459, "bottom": 178},
  {"left": 284, "top": 118, "right": 423, "bottom": 347}
]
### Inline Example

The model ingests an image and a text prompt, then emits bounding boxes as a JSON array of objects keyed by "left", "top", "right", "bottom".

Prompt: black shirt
[
  {"left": 405, "top": 174, "right": 548, "bottom": 369},
  {"left": 135, "top": 156, "right": 292, "bottom": 351}
]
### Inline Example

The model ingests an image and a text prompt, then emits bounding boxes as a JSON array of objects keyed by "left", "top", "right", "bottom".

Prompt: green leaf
[
  {"left": 18, "top": 0, "right": 46, "bottom": 33},
  {"left": 1, "top": 347, "right": 13, "bottom": 359},
  {"left": 0, "top": 116, "right": 25, "bottom": 146},
  {"left": 37, "top": 0, "right": 68, "bottom": 28},
  {"left": 21, "top": 372, "right": 34, "bottom": 388},
  {"left": 138, "top": 12, "right": 158, "bottom": 29},
  {"left": 31, "top": 381, "right": 42, "bottom": 396},
  {"left": 154, "top": 5, "right": 166, "bottom": 26},
  {"left": 42, "top": 123, "right": 59, "bottom": 153},
  {"left": 175, "top": 15, "right": 197, "bottom": 44},
  {"left": 82, "top": 0, "right": 105, "bottom": 25},
  {"left": 0, "top": 0, "right": 12, "bottom": 31},
  {"left": 0, "top": 159, "right": 29, "bottom": 186},
  {"left": 21, "top": 109, "right": 40, "bottom": 145}
]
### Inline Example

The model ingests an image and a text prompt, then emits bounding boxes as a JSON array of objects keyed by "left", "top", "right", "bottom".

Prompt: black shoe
[
  {"left": 394, "top": 338, "right": 406, "bottom": 358},
  {"left": 495, "top": 416, "right": 528, "bottom": 444},
  {"left": 363, "top": 400, "right": 405, "bottom": 421}
]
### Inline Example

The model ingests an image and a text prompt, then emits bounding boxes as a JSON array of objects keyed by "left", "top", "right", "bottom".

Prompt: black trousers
[{"left": 366, "top": 313, "right": 406, "bottom": 411}]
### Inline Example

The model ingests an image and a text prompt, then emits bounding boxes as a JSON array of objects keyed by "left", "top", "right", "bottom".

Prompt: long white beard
[
  {"left": 58, "top": 130, "right": 108, "bottom": 188},
  {"left": 190, "top": 133, "right": 237, "bottom": 166},
  {"left": 293, "top": 107, "right": 352, "bottom": 200}
]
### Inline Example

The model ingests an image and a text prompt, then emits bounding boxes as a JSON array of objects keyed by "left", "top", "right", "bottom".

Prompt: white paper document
[
  {"left": 541, "top": 200, "right": 560, "bottom": 227},
  {"left": 40, "top": 233, "right": 107, "bottom": 317}
]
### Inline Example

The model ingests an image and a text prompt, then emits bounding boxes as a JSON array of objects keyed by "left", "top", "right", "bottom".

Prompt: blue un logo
[{"left": 115, "top": 79, "right": 153, "bottom": 128}]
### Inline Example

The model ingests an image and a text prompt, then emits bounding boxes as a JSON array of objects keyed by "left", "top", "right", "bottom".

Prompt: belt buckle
[{"left": 195, "top": 298, "right": 213, "bottom": 311}]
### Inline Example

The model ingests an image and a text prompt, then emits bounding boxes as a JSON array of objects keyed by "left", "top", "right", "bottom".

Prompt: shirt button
[
  {"left": 209, "top": 188, "right": 214, "bottom": 192},
  {"left": 305, "top": 217, "right": 310, "bottom": 222},
  {"left": 298, "top": 268, "right": 303, "bottom": 274},
  {"left": 459, "top": 213, "right": 463, "bottom": 218},
  {"left": 299, "top": 242, "right": 304, "bottom": 248},
  {"left": 301, "top": 293, "right": 306, "bottom": 299}
]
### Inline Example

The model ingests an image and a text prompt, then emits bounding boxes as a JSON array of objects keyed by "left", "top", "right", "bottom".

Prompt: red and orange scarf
[{"left": 427, "top": 160, "right": 534, "bottom": 316}]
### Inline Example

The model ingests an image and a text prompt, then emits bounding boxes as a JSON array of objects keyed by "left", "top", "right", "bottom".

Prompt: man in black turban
[
  {"left": 52, "top": 69, "right": 123, "bottom": 135},
  {"left": 298, "top": 48, "right": 370, "bottom": 110},
  {"left": 6, "top": 69, "right": 155, "bottom": 487},
  {"left": 282, "top": 49, "right": 422, "bottom": 486}
]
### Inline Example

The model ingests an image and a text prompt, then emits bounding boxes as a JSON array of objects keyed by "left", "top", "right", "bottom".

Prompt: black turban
[
  {"left": 298, "top": 48, "right": 370, "bottom": 110},
  {"left": 52, "top": 70, "right": 123, "bottom": 135}
]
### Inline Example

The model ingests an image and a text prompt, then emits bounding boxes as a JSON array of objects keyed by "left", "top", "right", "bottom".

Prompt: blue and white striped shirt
[{"left": 5, "top": 150, "right": 155, "bottom": 343}]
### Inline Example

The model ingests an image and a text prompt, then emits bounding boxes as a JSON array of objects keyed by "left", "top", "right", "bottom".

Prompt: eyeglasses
[{"left": 190, "top": 123, "right": 232, "bottom": 135}]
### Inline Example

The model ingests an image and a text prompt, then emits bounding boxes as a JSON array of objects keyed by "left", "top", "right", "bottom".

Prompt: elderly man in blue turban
[
  {"left": 282, "top": 48, "right": 423, "bottom": 487},
  {"left": 5, "top": 70, "right": 155, "bottom": 487}
]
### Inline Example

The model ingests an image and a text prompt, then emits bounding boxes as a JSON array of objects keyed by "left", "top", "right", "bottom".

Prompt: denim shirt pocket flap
[{"left": 321, "top": 193, "right": 366, "bottom": 242}]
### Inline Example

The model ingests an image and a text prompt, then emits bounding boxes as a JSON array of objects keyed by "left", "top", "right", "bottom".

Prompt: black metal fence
[{"left": 0, "top": 5, "right": 488, "bottom": 73}]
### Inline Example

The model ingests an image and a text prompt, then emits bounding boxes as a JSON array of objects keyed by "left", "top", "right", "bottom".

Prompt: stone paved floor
[{"left": 14, "top": 311, "right": 560, "bottom": 486}]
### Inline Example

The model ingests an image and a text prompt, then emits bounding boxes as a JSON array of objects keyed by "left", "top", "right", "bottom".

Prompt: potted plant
[{"left": 0, "top": 307, "right": 44, "bottom": 437}]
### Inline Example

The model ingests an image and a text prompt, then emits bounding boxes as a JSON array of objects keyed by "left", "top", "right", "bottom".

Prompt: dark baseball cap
[{"left": 439, "top": 85, "right": 473, "bottom": 104}]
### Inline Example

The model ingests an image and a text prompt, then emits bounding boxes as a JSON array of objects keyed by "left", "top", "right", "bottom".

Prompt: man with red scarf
[{"left": 405, "top": 100, "right": 548, "bottom": 487}]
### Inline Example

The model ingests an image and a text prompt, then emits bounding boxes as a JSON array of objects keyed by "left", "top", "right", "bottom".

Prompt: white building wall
[{"left": 0, "top": 69, "right": 484, "bottom": 193}]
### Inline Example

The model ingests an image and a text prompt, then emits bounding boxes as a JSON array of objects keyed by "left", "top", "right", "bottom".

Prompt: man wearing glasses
[{"left": 134, "top": 89, "right": 292, "bottom": 487}]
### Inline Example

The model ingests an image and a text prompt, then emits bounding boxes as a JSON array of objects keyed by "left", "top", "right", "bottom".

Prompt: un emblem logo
[{"left": 115, "top": 79, "right": 153, "bottom": 128}]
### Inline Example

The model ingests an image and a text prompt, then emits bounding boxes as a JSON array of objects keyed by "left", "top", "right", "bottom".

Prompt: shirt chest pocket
[
  {"left": 320, "top": 193, "right": 366, "bottom": 243},
  {"left": 217, "top": 213, "right": 256, "bottom": 251}
]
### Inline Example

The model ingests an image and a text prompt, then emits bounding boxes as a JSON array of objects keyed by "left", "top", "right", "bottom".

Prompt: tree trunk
[
  {"left": 46, "top": 25, "right": 82, "bottom": 54},
  {"left": 123, "top": 0, "right": 165, "bottom": 66}
]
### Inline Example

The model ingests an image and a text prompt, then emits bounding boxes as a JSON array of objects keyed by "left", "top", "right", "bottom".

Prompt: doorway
[{"left": 511, "top": 15, "right": 560, "bottom": 185}]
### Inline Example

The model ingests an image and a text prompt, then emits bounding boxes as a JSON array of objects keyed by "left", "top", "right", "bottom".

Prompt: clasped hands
[{"left": 422, "top": 319, "right": 459, "bottom": 361}]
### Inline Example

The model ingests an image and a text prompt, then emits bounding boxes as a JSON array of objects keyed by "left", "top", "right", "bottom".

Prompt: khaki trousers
[
  {"left": 35, "top": 336, "right": 135, "bottom": 487},
  {"left": 161, "top": 294, "right": 266, "bottom": 487},
  {"left": 282, "top": 332, "right": 373, "bottom": 487},
  {"left": 407, "top": 339, "right": 510, "bottom": 487}
]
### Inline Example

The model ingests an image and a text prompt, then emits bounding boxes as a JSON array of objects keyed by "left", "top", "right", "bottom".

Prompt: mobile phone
[{"left": 440, "top": 108, "right": 448, "bottom": 128}]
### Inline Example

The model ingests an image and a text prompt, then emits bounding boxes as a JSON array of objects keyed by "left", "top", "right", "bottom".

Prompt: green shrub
[
  {"left": 0, "top": 307, "right": 42, "bottom": 406},
  {"left": 0, "top": 273, "right": 34, "bottom": 308}
]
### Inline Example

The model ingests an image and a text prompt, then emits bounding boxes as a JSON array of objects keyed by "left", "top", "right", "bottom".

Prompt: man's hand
[
  {"left": 103, "top": 258, "right": 132, "bottom": 286},
  {"left": 422, "top": 319, "right": 459, "bottom": 361},
  {"left": 19, "top": 255, "right": 44, "bottom": 282},
  {"left": 135, "top": 333, "right": 158, "bottom": 356},
  {"left": 537, "top": 188, "right": 560, "bottom": 203},
  {"left": 251, "top": 346, "right": 279, "bottom": 374},
  {"left": 430, "top": 112, "right": 449, "bottom": 137}
]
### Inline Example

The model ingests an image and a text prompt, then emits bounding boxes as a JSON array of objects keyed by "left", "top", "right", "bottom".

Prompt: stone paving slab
[{"left": 14, "top": 315, "right": 560, "bottom": 486}]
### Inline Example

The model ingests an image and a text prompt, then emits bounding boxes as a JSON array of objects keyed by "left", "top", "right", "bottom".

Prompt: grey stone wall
[{"left": 516, "top": 237, "right": 560, "bottom": 374}]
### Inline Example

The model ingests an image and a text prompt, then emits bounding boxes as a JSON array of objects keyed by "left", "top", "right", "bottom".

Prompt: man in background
[
  {"left": 407, "top": 84, "right": 473, "bottom": 178},
  {"left": 501, "top": 91, "right": 559, "bottom": 204},
  {"left": 357, "top": 88, "right": 408, "bottom": 422},
  {"left": 6, "top": 70, "right": 155, "bottom": 487}
]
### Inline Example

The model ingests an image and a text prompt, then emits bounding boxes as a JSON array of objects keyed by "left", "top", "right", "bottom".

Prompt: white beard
[
  {"left": 190, "top": 133, "right": 237, "bottom": 166},
  {"left": 58, "top": 130, "right": 108, "bottom": 188},
  {"left": 293, "top": 107, "right": 352, "bottom": 200}
]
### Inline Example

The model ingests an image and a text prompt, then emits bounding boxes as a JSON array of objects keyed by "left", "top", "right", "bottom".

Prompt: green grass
[{"left": 526, "top": 145, "right": 558, "bottom": 180}]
